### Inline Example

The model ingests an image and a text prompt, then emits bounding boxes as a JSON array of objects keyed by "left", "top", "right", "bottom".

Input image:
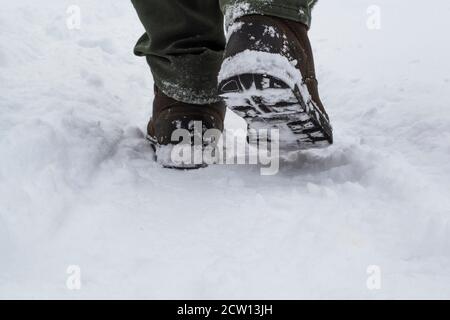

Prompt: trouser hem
[{"left": 155, "top": 79, "right": 222, "bottom": 105}]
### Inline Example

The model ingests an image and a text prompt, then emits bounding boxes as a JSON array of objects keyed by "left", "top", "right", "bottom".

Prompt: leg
[{"left": 131, "top": 0, "right": 225, "bottom": 104}]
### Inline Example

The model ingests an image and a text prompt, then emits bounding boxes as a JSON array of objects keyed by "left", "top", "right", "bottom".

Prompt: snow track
[{"left": 1, "top": 0, "right": 450, "bottom": 299}]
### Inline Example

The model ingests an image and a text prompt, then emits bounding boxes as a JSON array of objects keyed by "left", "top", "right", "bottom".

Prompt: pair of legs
[{"left": 131, "top": 0, "right": 316, "bottom": 104}]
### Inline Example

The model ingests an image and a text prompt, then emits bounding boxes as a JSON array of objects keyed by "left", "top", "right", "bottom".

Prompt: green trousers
[{"left": 131, "top": 0, "right": 316, "bottom": 104}]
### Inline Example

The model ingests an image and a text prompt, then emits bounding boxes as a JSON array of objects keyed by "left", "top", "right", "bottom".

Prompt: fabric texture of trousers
[{"left": 131, "top": 0, "right": 316, "bottom": 104}]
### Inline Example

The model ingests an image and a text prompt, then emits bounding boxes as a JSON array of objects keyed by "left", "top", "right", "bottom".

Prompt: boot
[
  {"left": 147, "top": 86, "right": 226, "bottom": 168},
  {"left": 218, "top": 15, "right": 333, "bottom": 149}
]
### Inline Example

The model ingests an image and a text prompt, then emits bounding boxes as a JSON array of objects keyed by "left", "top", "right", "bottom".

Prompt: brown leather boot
[
  {"left": 147, "top": 86, "right": 226, "bottom": 168},
  {"left": 218, "top": 15, "right": 333, "bottom": 149}
]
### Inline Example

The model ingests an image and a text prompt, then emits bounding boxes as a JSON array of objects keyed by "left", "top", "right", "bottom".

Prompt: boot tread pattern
[{"left": 220, "top": 74, "right": 333, "bottom": 149}]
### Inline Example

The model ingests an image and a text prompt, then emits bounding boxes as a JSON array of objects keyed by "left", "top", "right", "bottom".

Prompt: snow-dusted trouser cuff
[
  {"left": 220, "top": 0, "right": 313, "bottom": 30},
  {"left": 148, "top": 53, "right": 225, "bottom": 105}
]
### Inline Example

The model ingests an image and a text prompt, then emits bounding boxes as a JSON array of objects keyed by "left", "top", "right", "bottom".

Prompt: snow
[
  {"left": 1, "top": 0, "right": 450, "bottom": 299},
  {"left": 219, "top": 50, "right": 303, "bottom": 89},
  {"left": 223, "top": 2, "right": 251, "bottom": 29}
]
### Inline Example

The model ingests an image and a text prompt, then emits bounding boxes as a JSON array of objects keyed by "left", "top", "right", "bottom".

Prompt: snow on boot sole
[{"left": 219, "top": 73, "right": 333, "bottom": 150}]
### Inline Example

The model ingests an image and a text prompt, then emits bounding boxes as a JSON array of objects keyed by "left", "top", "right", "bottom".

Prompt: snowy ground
[{"left": 1, "top": 0, "right": 450, "bottom": 299}]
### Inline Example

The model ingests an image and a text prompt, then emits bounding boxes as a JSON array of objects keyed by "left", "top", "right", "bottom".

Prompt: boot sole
[{"left": 219, "top": 73, "right": 333, "bottom": 150}]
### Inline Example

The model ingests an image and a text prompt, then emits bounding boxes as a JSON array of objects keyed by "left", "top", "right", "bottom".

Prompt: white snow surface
[{"left": 1, "top": 0, "right": 450, "bottom": 299}]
